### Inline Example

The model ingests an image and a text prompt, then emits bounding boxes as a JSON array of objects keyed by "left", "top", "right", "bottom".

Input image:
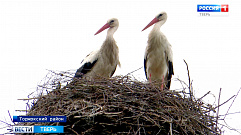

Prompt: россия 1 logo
[
  {"left": 221, "top": 5, "right": 228, "bottom": 12},
  {"left": 197, "top": 4, "right": 228, "bottom": 17}
]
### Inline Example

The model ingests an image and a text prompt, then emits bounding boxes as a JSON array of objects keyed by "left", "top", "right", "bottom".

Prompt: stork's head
[
  {"left": 142, "top": 12, "right": 167, "bottom": 31},
  {"left": 95, "top": 18, "right": 119, "bottom": 35}
]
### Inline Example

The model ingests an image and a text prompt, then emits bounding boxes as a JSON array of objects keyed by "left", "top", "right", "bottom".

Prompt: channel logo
[
  {"left": 197, "top": 4, "right": 229, "bottom": 17},
  {"left": 197, "top": 4, "right": 228, "bottom": 12}
]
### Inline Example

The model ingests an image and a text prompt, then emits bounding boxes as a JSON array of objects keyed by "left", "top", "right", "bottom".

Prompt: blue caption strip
[
  {"left": 13, "top": 126, "right": 64, "bottom": 133},
  {"left": 13, "top": 116, "right": 66, "bottom": 122}
]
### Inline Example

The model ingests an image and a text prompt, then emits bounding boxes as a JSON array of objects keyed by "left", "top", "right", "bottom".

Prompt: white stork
[
  {"left": 142, "top": 12, "right": 174, "bottom": 90},
  {"left": 74, "top": 18, "right": 120, "bottom": 80}
]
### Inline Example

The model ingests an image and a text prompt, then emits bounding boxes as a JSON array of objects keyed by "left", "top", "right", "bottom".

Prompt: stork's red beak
[
  {"left": 94, "top": 23, "right": 110, "bottom": 35},
  {"left": 142, "top": 17, "right": 159, "bottom": 31}
]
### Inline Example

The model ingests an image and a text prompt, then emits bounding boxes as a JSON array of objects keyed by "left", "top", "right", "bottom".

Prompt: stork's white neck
[
  {"left": 148, "top": 20, "right": 168, "bottom": 49},
  {"left": 152, "top": 20, "right": 166, "bottom": 33},
  {"left": 106, "top": 26, "right": 118, "bottom": 38},
  {"left": 100, "top": 30, "right": 120, "bottom": 66}
]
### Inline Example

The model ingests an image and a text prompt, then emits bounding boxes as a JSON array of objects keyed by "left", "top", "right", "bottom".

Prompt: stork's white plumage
[
  {"left": 142, "top": 12, "right": 174, "bottom": 90},
  {"left": 74, "top": 18, "right": 120, "bottom": 80}
]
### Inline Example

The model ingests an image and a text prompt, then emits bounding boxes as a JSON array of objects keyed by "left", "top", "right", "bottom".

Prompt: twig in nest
[
  {"left": 17, "top": 97, "right": 39, "bottom": 100},
  {"left": 8, "top": 110, "right": 13, "bottom": 124},
  {"left": 191, "top": 117, "right": 221, "bottom": 135},
  {"left": 15, "top": 110, "right": 29, "bottom": 112},
  {"left": 124, "top": 67, "right": 143, "bottom": 77},
  {"left": 213, "top": 95, "right": 235, "bottom": 110},
  {"left": 0, "top": 120, "right": 12, "bottom": 127},
  {"left": 220, "top": 88, "right": 241, "bottom": 131},
  {"left": 218, "top": 122, "right": 241, "bottom": 134},
  {"left": 219, "top": 111, "right": 241, "bottom": 116},
  {"left": 183, "top": 59, "right": 193, "bottom": 101},
  {"left": 197, "top": 91, "right": 211, "bottom": 101},
  {"left": 169, "top": 121, "right": 173, "bottom": 135},
  {"left": 69, "top": 128, "right": 80, "bottom": 135},
  {"left": 216, "top": 88, "right": 222, "bottom": 133}
]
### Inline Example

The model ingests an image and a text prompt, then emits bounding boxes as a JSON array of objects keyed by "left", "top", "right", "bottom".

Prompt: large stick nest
[{"left": 19, "top": 70, "right": 220, "bottom": 135}]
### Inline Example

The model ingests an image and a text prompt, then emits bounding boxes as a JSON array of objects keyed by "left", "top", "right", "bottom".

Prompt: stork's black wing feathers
[
  {"left": 166, "top": 60, "right": 174, "bottom": 89},
  {"left": 74, "top": 59, "right": 98, "bottom": 78},
  {"left": 144, "top": 57, "right": 148, "bottom": 79},
  {"left": 110, "top": 64, "right": 117, "bottom": 77}
]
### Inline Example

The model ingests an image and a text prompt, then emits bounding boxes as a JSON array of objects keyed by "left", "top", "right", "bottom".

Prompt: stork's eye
[
  {"left": 110, "top": 20, "right": 114, "bottom": 23},
  {"left": 158, "top": 14, "right": 163, "bottom": 17}
]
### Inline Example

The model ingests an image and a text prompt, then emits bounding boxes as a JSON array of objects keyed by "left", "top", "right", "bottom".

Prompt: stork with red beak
[
  {"left": 142, "top": 12, "right": 174, "bottom": 90},
  {"left": 74, "top": 18, "right": 120, "bottom": 80}
]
